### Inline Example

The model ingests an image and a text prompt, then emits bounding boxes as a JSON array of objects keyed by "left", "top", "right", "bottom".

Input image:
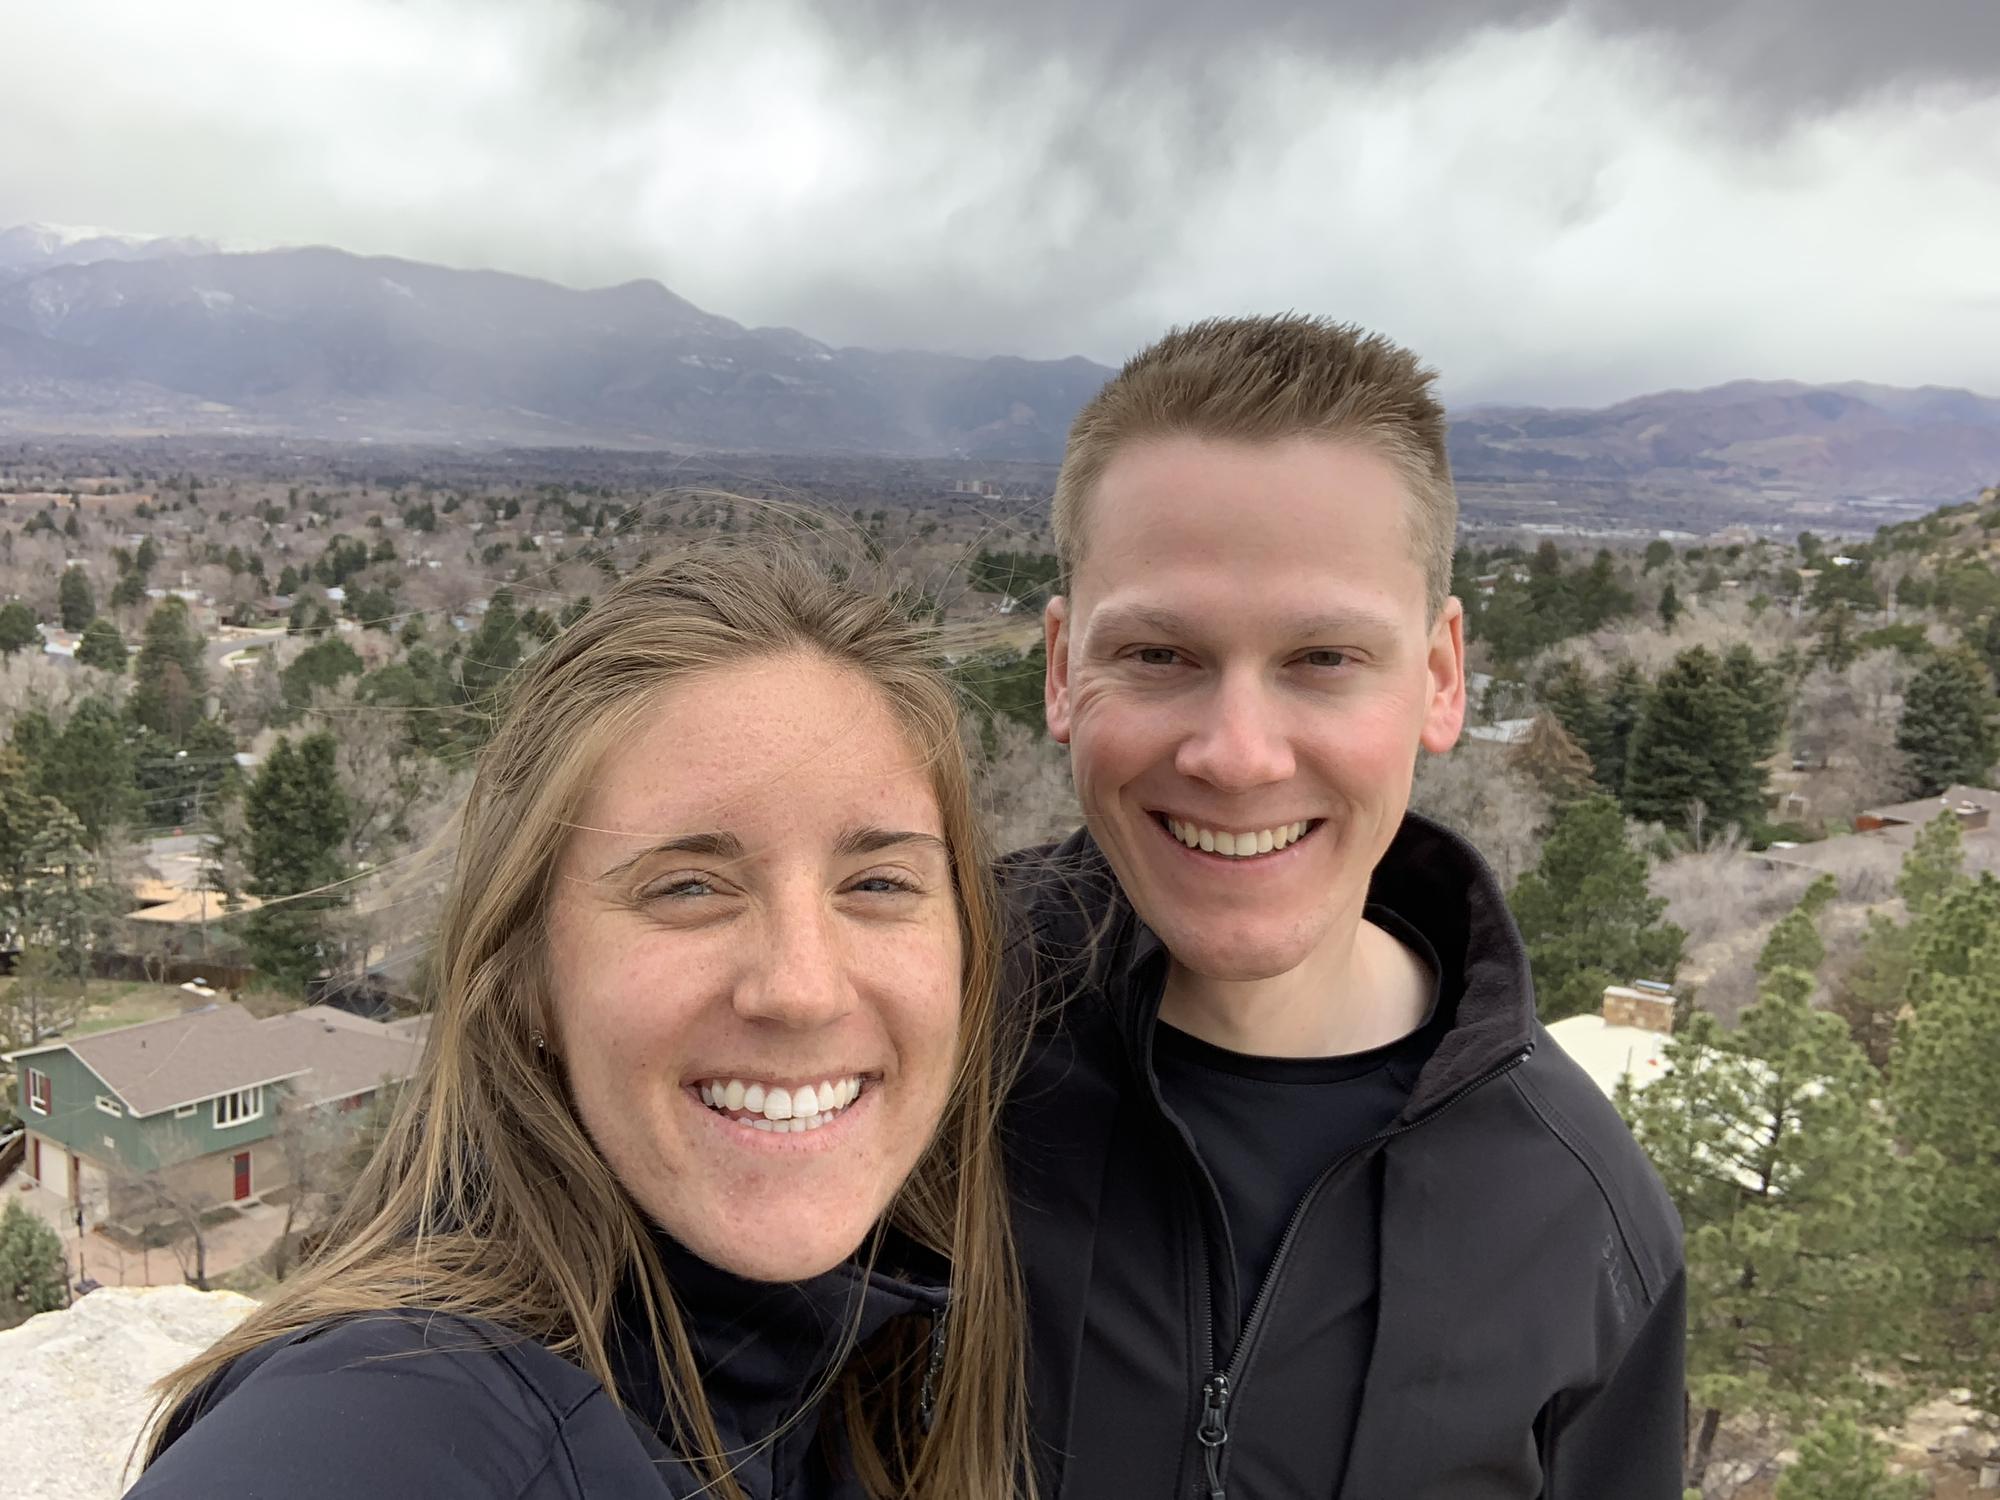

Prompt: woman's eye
[
  {"left": 849, "top": 874, "right": 920, "bottom": 896},
  {"left": 646, "top": 877, "right": 717, "bottom": 900}
]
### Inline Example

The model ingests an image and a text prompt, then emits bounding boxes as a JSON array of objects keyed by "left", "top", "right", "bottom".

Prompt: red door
[{"left": 232, "top": 1151, "right": 252, "bottom": 1201}]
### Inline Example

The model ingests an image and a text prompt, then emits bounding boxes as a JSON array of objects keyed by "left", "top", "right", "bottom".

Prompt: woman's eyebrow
[
  {"left": 834, "top": 827, "right": 949, "bottom": 857},
  {"left": 597, "top": 830, "right": 745, "bottom": 881}
]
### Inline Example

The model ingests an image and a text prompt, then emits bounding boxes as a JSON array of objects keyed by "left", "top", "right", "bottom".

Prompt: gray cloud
[
  {"left": 572, "top": 0, "right": 2000, "bottom": 121},
  {"left": 0, "top": 0, "right": 1995, "bottom": 405}
]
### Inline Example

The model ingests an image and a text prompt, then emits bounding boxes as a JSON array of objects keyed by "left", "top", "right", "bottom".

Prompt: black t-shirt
[{"left": 1153, "top": 907, "right": 1447, "bottom": 1326}]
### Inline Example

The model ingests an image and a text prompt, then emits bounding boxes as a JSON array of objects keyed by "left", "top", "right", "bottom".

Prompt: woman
[{"left": 128, "top": 545, "right": 1030, "bottom": 1500}]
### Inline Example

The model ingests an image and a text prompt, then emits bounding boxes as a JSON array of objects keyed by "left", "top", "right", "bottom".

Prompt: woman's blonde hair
[{"left": 146, "top": 542, "right": 1030, "bottom": 1498}]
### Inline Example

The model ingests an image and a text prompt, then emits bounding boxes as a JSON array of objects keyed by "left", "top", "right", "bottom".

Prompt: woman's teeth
[
  {"left": 696, "top": 1076, "right": 865, "bottom": 1133},
  {"left": 1165, "top": 818, "right": 1312, "bottom": 857}
]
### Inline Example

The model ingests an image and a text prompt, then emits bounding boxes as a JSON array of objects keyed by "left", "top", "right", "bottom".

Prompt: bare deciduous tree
[
  {"left": 1409, "top": 741, "right": 1550, "bottom": 891},
  {"left": 972, "top": 719, "right": 1080, "bottom": 855},
  {"left": 267, "top": 1097, "right": 364, "bottom": 1281}
]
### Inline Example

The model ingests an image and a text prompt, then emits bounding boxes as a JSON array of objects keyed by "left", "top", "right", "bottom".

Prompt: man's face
[{"left": 1045, "top": 434, "right": 1465, "bottom": 984}]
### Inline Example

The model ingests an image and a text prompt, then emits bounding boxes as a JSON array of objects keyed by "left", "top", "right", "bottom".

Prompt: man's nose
[{"left": 1173, "top": 670, "right": 1296, "bottom": 791}]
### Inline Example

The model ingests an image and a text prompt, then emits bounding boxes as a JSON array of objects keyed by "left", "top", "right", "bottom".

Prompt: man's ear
[
  {"left": 1044, "top": 596, "right": 1073, "bottom": 745},
  {"left": 1419, "top": 596, "right": 1467, "bottom": 754}
]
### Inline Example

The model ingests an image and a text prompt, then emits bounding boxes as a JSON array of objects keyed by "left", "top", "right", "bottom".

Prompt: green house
[{"left": 7, "top": 1001, "right": 424, "bottom": 1224}]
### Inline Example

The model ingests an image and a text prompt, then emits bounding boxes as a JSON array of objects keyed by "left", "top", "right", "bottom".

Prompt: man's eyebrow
[
  {"left": 596, "top": 831, "right": 745, "bottom": 881},
  {"left": 1086, "top": 602, "right": 1406, "bottom": 643},
  {"left": 835, "top": 827, "right": 950, "bottom": 858}
]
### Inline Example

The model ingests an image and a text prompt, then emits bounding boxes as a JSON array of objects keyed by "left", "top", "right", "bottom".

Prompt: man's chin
[{"left": 1149, "top": 920, "right": 1320, "bottom": 985}]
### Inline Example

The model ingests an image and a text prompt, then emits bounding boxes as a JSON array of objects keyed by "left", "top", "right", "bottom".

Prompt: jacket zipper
[
  {"left": 917, "top": 1301, "right": 949, "bottom": 1435},
  {"left": 1189, "top": 1040, "right": 1536, "bottom": 1499}
]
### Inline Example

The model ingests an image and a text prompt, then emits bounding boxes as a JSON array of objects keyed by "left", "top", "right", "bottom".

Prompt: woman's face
[{"left": 546, "top": 652, "right": 963, "bottom": 1282}]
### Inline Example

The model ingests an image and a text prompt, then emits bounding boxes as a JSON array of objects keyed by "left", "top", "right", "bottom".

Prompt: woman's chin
[{"left": 678, "top": 1222, "right": 871, "bottom": 1284}]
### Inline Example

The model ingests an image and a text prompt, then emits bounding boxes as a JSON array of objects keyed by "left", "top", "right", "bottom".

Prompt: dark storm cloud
[{"left": 569, "top": 0, "right": 2000, "bottom": 123}]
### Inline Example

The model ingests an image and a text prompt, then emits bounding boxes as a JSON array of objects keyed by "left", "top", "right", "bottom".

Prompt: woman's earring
[{"left": 529, "top": 1028, "right": 548, "bottom": 1053}]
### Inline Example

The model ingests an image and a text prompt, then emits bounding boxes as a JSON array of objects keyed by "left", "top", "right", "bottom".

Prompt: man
[{"left": 1000, "top": 316, "right": 1685, "bottom": 1498}]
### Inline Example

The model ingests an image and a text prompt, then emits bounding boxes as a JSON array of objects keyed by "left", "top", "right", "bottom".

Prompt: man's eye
[
  {"left": 1301, "top": 649, "right": 1348, "bottom": 669},
  {"left": 1133, "top": 647, "right": 1182, "bottom": 667}
]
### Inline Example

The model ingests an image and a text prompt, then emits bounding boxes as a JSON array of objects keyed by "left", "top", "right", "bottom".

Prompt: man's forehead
[{"left": 1079, "top": 596, "right": 1414, "bottom": 644}]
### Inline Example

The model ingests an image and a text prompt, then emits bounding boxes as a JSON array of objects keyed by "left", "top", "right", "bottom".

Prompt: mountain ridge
[{"left": 0, "top": 224, "right": 1996, "bottom": 497}]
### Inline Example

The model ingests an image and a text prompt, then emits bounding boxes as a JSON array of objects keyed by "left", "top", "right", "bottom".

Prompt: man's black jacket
[{"left": 998, "top": 815, "right": 1687, "bottom": 1499}]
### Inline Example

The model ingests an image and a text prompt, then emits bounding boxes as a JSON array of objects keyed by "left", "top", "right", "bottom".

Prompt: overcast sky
[{"left": 4, "top": 0, "right": 1996, "bottom": 405}]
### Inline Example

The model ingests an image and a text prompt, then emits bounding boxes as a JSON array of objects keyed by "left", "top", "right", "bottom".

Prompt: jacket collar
[
  {"left": 608, "top": 1231, "right": 949, "bottom": 1488},
  {"left": 1010, "top": 812, "right": 1537, "bottom": 1120}
]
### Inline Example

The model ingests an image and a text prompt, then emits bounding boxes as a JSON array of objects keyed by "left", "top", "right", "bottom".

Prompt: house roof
[
  {"left": 6, "top": 1001, "right": 429, "bottom": 1117},
  {"left": 1859, "top": 785, "right": 2000, "bottom": 826},
  {"left": 1546, "top": 1014, "right": 1672, "bottom": 1099},
  {"left": 25, "top": 1003, "right": 310, "bottom": 1117},
  {"left": 1463, "top": 717, "right": 1537, "bottom": 746},
  {"left": 124, "top": 889, "right": 264, "bottom": 924},
  {"left": 258, "top": 1007, "right": 429, "bottom": 1106}
]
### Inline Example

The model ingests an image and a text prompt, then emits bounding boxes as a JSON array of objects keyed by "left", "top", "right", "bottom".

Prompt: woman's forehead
[{"left": 574, "top": 659, "right": 944, "bottom": 845}]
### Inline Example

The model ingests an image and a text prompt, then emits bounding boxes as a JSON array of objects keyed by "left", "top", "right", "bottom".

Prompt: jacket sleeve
[
  {"left": 123, "top": 1324, "right": 577, "bottom": 1500},
  {"left": 1540, "top": 1268, "right": 1688, "bottom": 1500}
]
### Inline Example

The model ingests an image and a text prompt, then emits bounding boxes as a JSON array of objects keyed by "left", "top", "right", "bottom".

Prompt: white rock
[{"left": 0, "top": 1286, "right": 255, "bottom": 1500}]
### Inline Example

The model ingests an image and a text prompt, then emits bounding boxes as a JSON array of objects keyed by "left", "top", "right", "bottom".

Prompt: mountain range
[{"left": 1, "top": 223, "right": 1997, "bottom": 503}]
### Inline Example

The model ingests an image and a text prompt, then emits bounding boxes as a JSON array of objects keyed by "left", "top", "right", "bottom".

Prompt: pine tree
[
  {"left": 1720, "top": 644, "right": 1789, "bottom": 765},
  {"left": 57, "top": 568, "right": 93, "bottom": 633},
  {"left": 1623, "top": 646, "right": 1768, "bottom": 834},
  {"left": 1829, "top": 913, "right": 1912, "bottom": 1072},
  {"left": 456, "top": 588, "right": 523, "bottom": 707},
  {"left": 1895, "top": 808, "right": 1965, "bottom": 917},
  {"left": 0, "top": 1200, "right": 67, "bottom": 1323},
  {"left": 1508, "top": 795, "right": 1685, "bottom": 1021},
  {"left": 1906, "top": 872, "right": 2000, "bottom": 1010},
  {"left": 1774, "top": 1413, "right": 1924, "bottom": 1500},
  {"left": 1757, "top": 876, "right": 1835, "bottom": 978},
  {"left": 1890, "top": 921, "right": 2000, "bottom": 1426},
  {"left": 31, "top": 697, "right": 138, "bottom": 847},
  {"left": 280, "top": 636, "right": 364, "bottom": 717},
  {"left": 128, "top": 598, "right": 210, "bottom": 742},
  {"left": 242, "top": 733, "right": 352, "bottom": 988},
  {"left": 0, "top": 601, "right": 40, "bottom": 656},
  {"left": 1623, "top": 964, "right": 1926, "bottom": 1488},
  {"left": 1657, "top": 581, "right": 1682, "bottom": 630},
  {"left": 1895, "top": 648, "right": 1996, "bottom": 795},
  {"left": 74, "top": 617, "right": 127, "bottom": 673}
]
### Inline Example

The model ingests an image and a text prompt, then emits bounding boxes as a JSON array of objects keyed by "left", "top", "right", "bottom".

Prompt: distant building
[
  {"left": 1463, "top": 717, "right": 1536, "bottom": 746},
  {"left": 5, "top": 1003, "right": 426, "bottom": 1224},
  {"left": 1546, "top": 983, "right": 1676, "bottom": 1099},
  {"left": 1853, "top": 786, "right": 2000, "bottom": 835}
]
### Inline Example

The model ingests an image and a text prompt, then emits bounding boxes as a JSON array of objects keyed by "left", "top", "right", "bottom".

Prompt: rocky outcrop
[{"left": 2, "top": 1285, "right": 254, "bottom": 1500}]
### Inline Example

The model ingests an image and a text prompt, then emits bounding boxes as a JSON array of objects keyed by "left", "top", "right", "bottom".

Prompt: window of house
[
  {"left": 95, "top": 1095, "right": 122, "bottom": 1117},
  {"left": 173, "top": 1103, "right": 197, "bottom": 1119},
  {"left": 212, "top": 1087, "right": 263, "bottom": 1129},
  {"left": 26, "top": 1066, "right": 51, "bottom": 1115}
]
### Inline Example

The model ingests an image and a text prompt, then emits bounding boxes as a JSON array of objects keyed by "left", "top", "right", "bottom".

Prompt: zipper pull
[{"left": 1196, "top": 1372, "right": 1232, "bottom": 1500}]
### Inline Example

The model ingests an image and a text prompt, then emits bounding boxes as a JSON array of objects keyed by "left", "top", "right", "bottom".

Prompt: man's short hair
[{"left": 1052, "top": 315, "right": 1457, "bottom": 618}]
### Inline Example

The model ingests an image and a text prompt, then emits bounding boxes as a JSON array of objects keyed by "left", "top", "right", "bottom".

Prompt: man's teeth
[
  {"left": 696, "top": 1076, "right": 865, "bottom": 1133},
  {"left": 1165, "top": 818, "right": 1311, "bottom": 857}
]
